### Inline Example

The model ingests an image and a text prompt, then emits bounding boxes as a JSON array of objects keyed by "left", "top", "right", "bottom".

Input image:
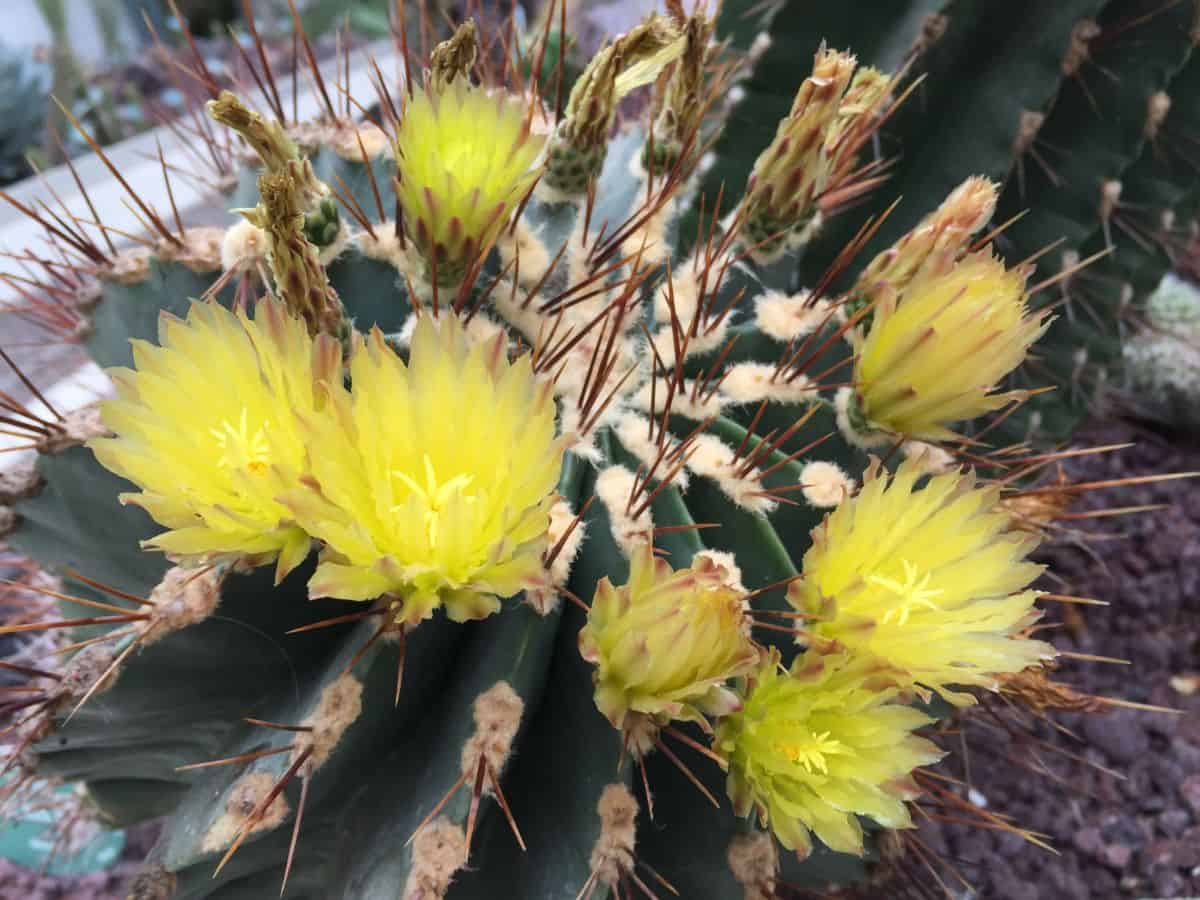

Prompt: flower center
[
  {"left": 211, "top": 409, "right": 271, "bottom": 475},
  {"left": 392, "top": 455, "right": 477, "bottom": 548},
  {"left": 776, "top": 730, "right": 845, "bottom": 774},
  {"left": 866, "top": 559, "right": 944, "bottom": 626}
]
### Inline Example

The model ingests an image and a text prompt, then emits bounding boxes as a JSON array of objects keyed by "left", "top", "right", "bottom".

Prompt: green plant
[{"left": 0, "top": 6, "right": 1166, "bottom": 899}]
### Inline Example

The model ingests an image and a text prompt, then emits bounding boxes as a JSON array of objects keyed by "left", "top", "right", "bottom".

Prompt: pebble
[
  {"left": 1180, "top": 774, "right": 1200, "bottom": 815},
  {"left": 1084, "top": 709, "right": 1152, "bottom": 765},
  {"left": 1158, "top": 808, "right": 1192, "bottom": 837}
]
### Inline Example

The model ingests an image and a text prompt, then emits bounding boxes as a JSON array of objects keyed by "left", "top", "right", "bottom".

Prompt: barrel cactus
[{"left": 0, "top": 4, "right": 1176, "bottom": 898}]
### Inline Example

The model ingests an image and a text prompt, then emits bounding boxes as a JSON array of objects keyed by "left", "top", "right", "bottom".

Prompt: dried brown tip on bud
[
  {"left": 208, "top": 91, "right": 298, "bottom": 175},
  {"left": 727, "top": 831, "right": 779, "bottom": 900},
  {"left": 202, "top": 772, "right": 291, "bottom": 853},
  {"left": 1144, "top": 90, "right": 1172, "bottom": 140},
  {"left": 141, "top": 566, "right": 223, "bottom": 645},
  {"left": 58, "top": 645, "right": 120, "bottom": 705},
  {"left": 125, "top": 863, "right": 177, "bottom": 900},
  {"left": 403, "top": 817, "right": 468, "bottom": 900},
  {"left": 590, "top": 783, "right": 639, "bottom": 889},
  {"left": 430, "top": 21, "right": 478, "bottom": 91},
  {"left": 1063, "top": 19, "right": 1101, "bottom": 76},
  {"left": 0, "top": 455, "right": 43, "bottom": 504},
  {"left": 1012, "top": 110, "right": 1045, "bottom": 157},
  {"left": 156, "top": 227, "right": 224, "bottom": 274},
  {"left": 460, "top": 681, "right": 524, "bottom": 784},
  {"left": 295, "top": 673, "right": 363, "bottom": 776},
  {"left": 248, "top": 170, "right": 343, "bottom": 337},
  {"left": 42, "top": 402, "right": 109, "bottom": 454}
]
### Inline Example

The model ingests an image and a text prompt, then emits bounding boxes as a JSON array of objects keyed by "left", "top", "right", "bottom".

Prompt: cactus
[
  {"left": 0, "top": 5, "right": 1175, "bottom": 899},
  {"left": 1122, "top": 273, "right": 1200, "bottom": 429},
  {"left": 702, "top": 0, "right": 1200, "bottom": 446}
]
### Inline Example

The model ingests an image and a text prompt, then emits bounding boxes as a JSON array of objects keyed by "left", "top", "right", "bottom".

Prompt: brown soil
[{"left": 895, "top": 420, "right": 1200, "bottom": 900}]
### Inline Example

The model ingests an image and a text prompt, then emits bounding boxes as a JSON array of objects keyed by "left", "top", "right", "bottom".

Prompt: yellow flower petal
[
  {"left": 89, "top": 298, "right": 337, "bottom": 571},
  {"left": 789, "top": 458, "right": 1056, "bottom": 703},
  {"left": 290, "top": 313, "right": 563, "bottom": 626}
]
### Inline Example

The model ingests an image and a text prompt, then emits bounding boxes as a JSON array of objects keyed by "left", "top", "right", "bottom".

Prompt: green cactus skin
[{"left": 0, "top": 4, "right": 1162, "bottom": 898}]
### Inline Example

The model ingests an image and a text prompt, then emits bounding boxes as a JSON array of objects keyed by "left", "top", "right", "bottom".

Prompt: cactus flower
[
  {"left": 284, "top": 313, "right": 563, "bottom": 626},
  {"left": 395, "top": 79, "right": 546, "bottom": 285},
  {"left": 578, "top": 543, "right": 759, "bottom": 735},
  {"left": 788, "top": 459, "right": 1055, "bottom": 704},
  {"left": 855, "top": 250, "right": 1048, "bottom": 440},
  {"left": 715, "top": 648, "right": 943, "bottom": 858},
  {"left": 90, "top": 298, "right": 339, "bottom": 580}
]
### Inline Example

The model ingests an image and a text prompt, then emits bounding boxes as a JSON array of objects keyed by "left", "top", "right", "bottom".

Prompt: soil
[{"left": 2, "top": 418, "right": 1197, "bottom": 898}]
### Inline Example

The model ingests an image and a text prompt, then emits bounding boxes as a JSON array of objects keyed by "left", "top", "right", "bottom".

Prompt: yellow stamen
[
  {"left": 211, "top": 409, "right": 271, "bottom": 475},
  {"left": 392, "top": 455, "right": 477, "bottom": 548},
  {"left": 866, "top": 559, "right": 945, "bottom": 626},
  {"left": 777, "top": 731, "right": 846, "bottom": 774}
]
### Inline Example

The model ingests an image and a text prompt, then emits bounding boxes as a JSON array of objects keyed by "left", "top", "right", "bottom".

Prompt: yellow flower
[
  {"left": 283, "top": 313, "right": 563, "bottom": 626},
  {"left": 578, "top": 544, "right": 759, "bottom": 735},
  {"left": 855, "top": 250, "right": 1049, "bottom": 440},
  {"left": 394, "top": 79, "right": 546, "bottom": 284},
  {"left": 788, "top": 459, "right": 1055, "bottom": 705},
  {"left": 90, "top": 298, "right": 340, "bottom": 581},
  {"left": 715, "top": 648, "right": 943, "bottom": 858}
]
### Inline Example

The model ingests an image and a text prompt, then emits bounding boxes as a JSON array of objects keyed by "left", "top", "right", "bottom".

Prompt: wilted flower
[
  {"left": 579, "top": 544, "right": 759, "bottom": 739},
  {"left": 788, "top": 458, "right": 1055, "bottom": 704},
  {"left": 546, "top": 13, "right": 686, "bottom": 193},
  {"left": 715, "top": 648, "right": 943, "bottom": 857},
  {"left": 741, "top": 49, "right": 893, "bottom": 255},
  {"left": 90, "top": 298, "right": 339, "bottom": 581},
  {"left": 395, "top": 79, "right": 546, "bottom": 284},
  {"left": 284, "top": 313, "right": 563, "bottom": 626},
  {"left": 854, "top": 250, "right": 1048, "bottom": 440}
]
